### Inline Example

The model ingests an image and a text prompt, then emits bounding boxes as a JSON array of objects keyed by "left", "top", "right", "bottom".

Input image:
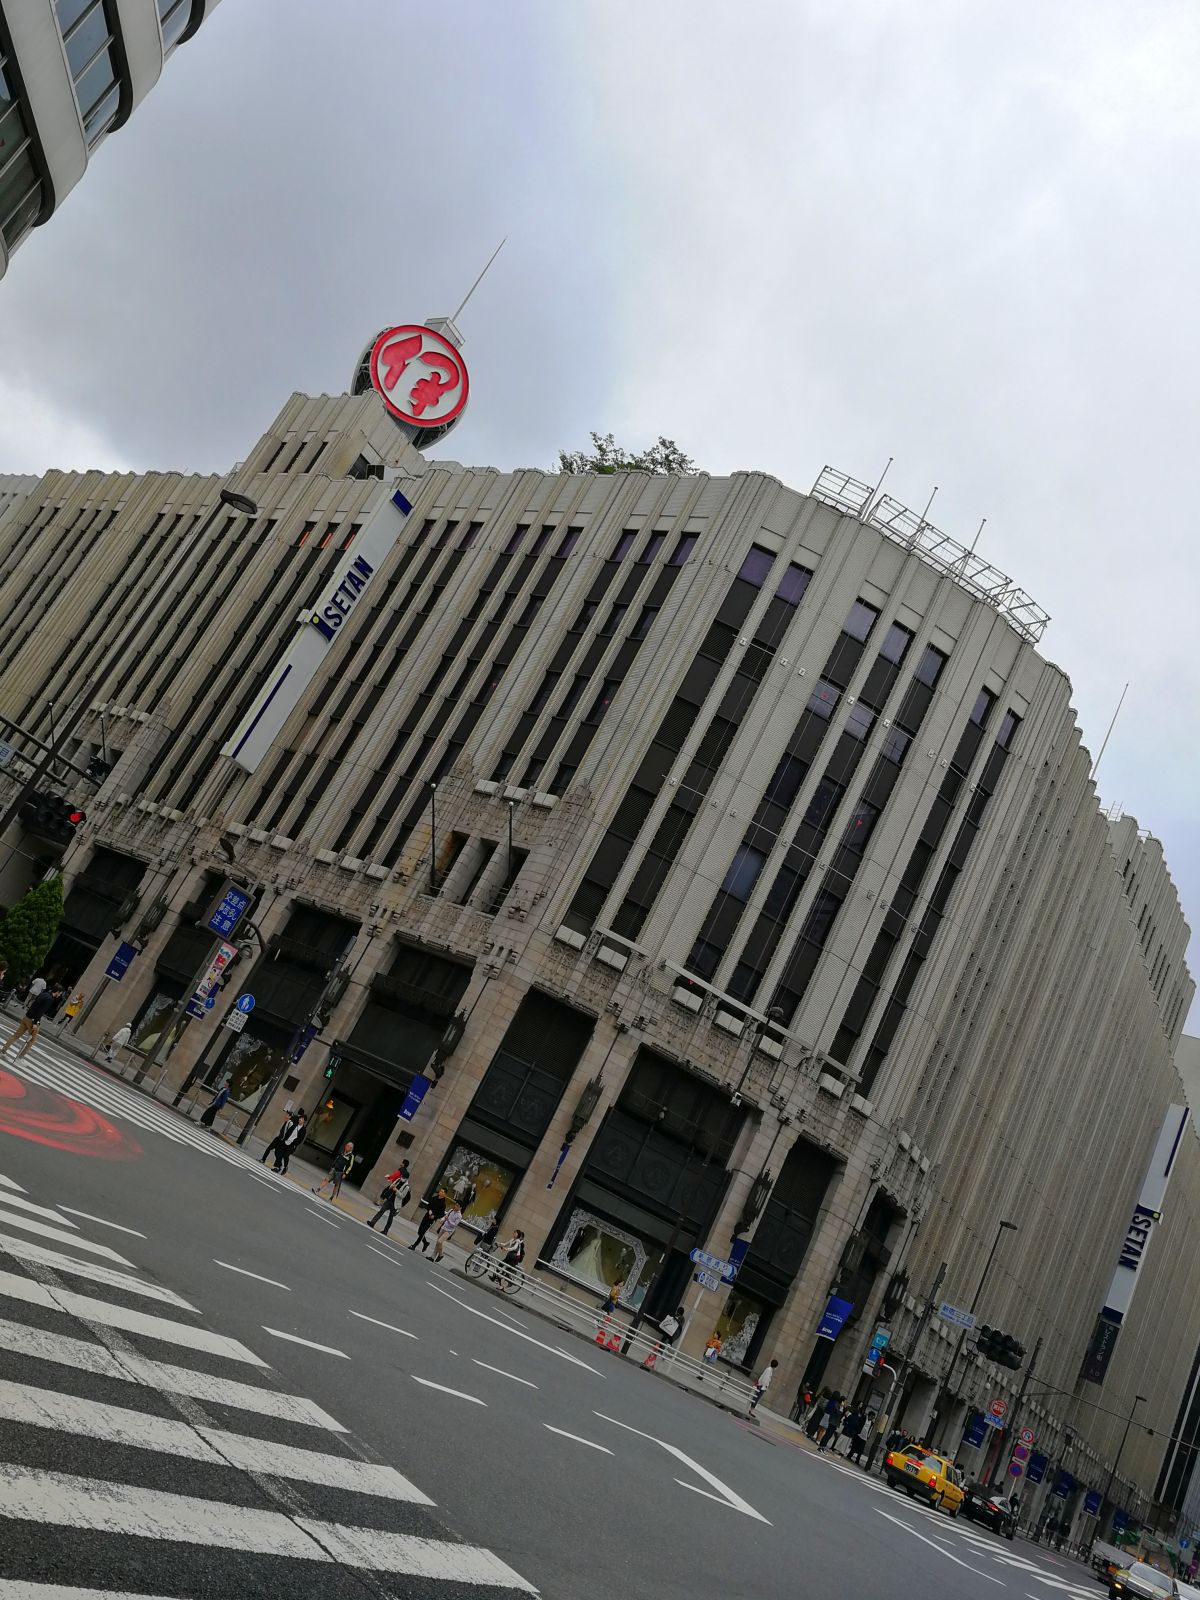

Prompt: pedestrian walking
[
  {"left": 817, "top": 1393, "right": 843, "bottom": 1451},
  {"left": 749, "top": 1357, "right": 779, "bottom": 1415},
  {"left": 839, "top": 1407, "right": 863, "bottom": 1458},
  {"left": 312, "top": 1142, "right": 356, "bottom": 1200},
  {"left": 702, "top": 1330, "right": 723, "bottom": 1372},
  {"left": 599, "top": 1278, "right": 624, "bottom": 1317},
  {"left": 63, "top": 988, "right": 84, "bottom": 1025},
  {"left": 274, "top": 1109, "right": 307, "bottom": 1173},
  {"left": 368, "top": 1160, "right": 411, "bottom": 1234},
  {"left": 100, "top": 1022, "right": 132, "bottom": 1065},
  {"left": 1, "top": 980, "right": 65, "bottom": 1060},
  {"left": 846, "top": 1409, "right": 869, "bottom": 1463},
  {"left": 806, "top": 1387, "right": 830, "bottom": 1438},
  {"left": 198, "top": 1081, "right": 230, "bottom": 1129},
  {"left": 261, "top": 1110, "right": 301, "bottom": 1169},
  {"left": 431, "top": 1199, "right": 463, "bottom": 1262},
  {"left": 409, "top": 1188, "right": 447, "bottom": 1253}
]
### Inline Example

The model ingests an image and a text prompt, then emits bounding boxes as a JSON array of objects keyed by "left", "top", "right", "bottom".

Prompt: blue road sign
[
  {"left": 289, "top": 1023, "right": 318, "bottom": 1064},
  {"left": 816, "top": 1296, "right": 854, "bottom": 1341},
  {"left": 235, "top": 994, "right": 255, "bottom": 1013},
  {"left": 398, "top": 1073, "right": 433, "bottom": 1123},
  {"left": 207, "top": 884, "right": 251, "bottom": 938},
  {"left": 185, "top": 999, "right": 205, "bottom": 1020},
  {"left": 204, "top": 995, "right": 216, "bottom": 1011},
  {"left": 105, "top": 941, "right": 137, "bottom": 982},
  {"left": 724, "top": 1238, "right": 750, "bottom": 1283},
  {"left": 689, "top": 1247, "right": 727, "bottom": 1275},
  {"left": 870, "top": 1327, "right": 892, "bottom": 1351},
  {"left": 1180, "top": 1536, "right": 1191, "bottom": 1550}
]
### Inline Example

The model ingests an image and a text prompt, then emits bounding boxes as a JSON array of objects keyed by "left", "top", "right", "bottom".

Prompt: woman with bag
[{"left": 368, "top": 1160, "right": 410, "bottom": 1235}]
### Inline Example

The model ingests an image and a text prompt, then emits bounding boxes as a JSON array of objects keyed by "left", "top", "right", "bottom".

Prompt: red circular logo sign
[
  {"left": 989, "top": 1398, "right": 1008, "bottom": 1418},
  {"left": 368, "top": 325, "right": 469, "bottom": 429}
]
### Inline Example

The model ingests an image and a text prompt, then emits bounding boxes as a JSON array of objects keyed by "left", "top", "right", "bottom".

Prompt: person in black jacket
[
  {"left": 1, "top": 980, "right": 65, "bottom": 1060},
  {"left": 409, "top": 1187, "right": 447, "bottom": 1253},
  {"left": 368, "top": 1160, "right": 411, "bottom": 1234}
]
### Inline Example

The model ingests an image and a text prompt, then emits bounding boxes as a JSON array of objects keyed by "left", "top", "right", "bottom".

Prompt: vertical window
[
  {"left": 996, "top": 710, "right": 1020, "bottom": 749},
  {"left": 637, "top": 532, "right": 666, "bottom": 564},
  {"left": 970, "top": 688, "right": 996, "bottom": 727},
  {"left": 806, "top": 679, "right": 841, "bottom": 720},
  {"left": 503, "top": 526, "right": 528, "bottom": 555},
  {"left": 458, "top": 522, "right": 482, "bottom": 550},
  {"left": 584, "top": 679, "right": 619, "bottom": 725},
  {"left": 738, "top": 546, "right": 775, "bottom": 587},
  {"left": 720, "top": 844, "right": 767, "bottom": 902},
  {"left": 802, "top": 777, "right": 844, "bottom": 830},
  {"left": 842, "top": 599, "right": 880, "bottom": 642},
  {"left": 158, "top": 0, "right": 194, "bottom": 50},
  {"left": 669, "top": 533, "right": 697, "bottom": 565},
  {"left": 599, "top": 601, "right": 629, "bottom": 637},
  {"left": 776, "top": 563, "right": 813, "bottom": 606},
  {"left": 879, "top": 622, "right": 914, "bottom": 664},
  {"left": 56, "top": 0, "right": 121, "bottom": 145},
  {"left": 556, "top": 527, "right": 581, "bottom": 557},
  {"left": 529, "top": 526, "right": 553, "bottom": 556},
  {"left": 915, "top": 645, "right": 947, "bottom": 686},
  {"left": 570, "top": 600, "right": 599, "bottom": 633},
  {"left": 840, "top": 799, "right": 880, "bottom": 853},
  {"left": 844, "top": 703, "right": 875, "bottom": 742},
  {"left": 800, "top": 890, "right": 841, "bottom": 947},
  {"left": 610, "top": 531, "right": 637, "bottom": 561},
  {"left": 631, "top": 604, "right": 659, "bottom": 641}
]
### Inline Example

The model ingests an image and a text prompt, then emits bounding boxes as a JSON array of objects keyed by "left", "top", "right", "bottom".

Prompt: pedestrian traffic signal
[
  {"left": 18, "top": 791, "right": 86, "bottom": 845},
  {"left": 977, "top": 1326, "right": 1026, "bottom": 1369}
]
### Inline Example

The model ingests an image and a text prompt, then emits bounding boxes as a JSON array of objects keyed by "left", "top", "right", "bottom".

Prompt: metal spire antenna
[
  {"left": 1092, "top": 682, "right": 1130, "bottom": 780},
  {"left": 452, "top": 237, "right": 507, "bottom": 323}
]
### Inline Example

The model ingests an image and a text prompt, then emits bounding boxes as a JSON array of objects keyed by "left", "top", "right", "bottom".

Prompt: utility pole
[
  {"left": 984, "top": 1334, "right": 1043, "bottom": 1489},
  {"left": 864, "top": 1260, "right": 947, "bottom": 1473},
  {"left": 1099, "top": 1393, "right": 1147, "bottom": 1540},
  {"left": 931, "top": 1217, "right": 1018, "bottom": 1446}
]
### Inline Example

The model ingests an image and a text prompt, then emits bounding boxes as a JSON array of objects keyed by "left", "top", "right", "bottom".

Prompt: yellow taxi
[{"left": 883, "top": 1444, "right": 966, "bottom": 1515}]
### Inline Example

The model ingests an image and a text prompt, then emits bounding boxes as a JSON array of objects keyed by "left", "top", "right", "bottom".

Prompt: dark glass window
[
  {"left": 688, "top": 939, "right": 722, "bottom": 979},
  {"left": 459, "top": 522, "right": 482, "bottom": 550},
  {"left": 669, "top": 534, "right": 697, "bottom": 566},
  {"left": 996, "top": 711, "right": 1020, "bottom": 749},
  {"left": 881, "top": 727, "right": 911, "bottom": 765},
  {"left": 880, "top": 623, "right": 914, "bottom": 664},
  {"left": 515, "top": 596, "right": 542, "bottom": 626},
  {"left": 738, "top": 546, "right": 775, "bottom": 587},
  {"left": 803, "top": 776, "right": 844, "bottom": 830},
  {"left": 503, "top": 526, "right": 527, "bottom": 555},
  {"left": 600, "top": 601, "right": 629, "bottom": 636},
  {"left": 631, "top": 604, "right": 659, "bottom": 641},
  {"left": 763, "top": 864, "right": 804, "bottom": 921},
  {"left": 807, "top": 679, "right": 841, "bottom": 720},
  {"left": 845, "top": 703, "right": 875, "bottom": 742},
  {"left": 970, "top": 688, "right": 996, "bottom": 727},
  {"left": 610, "top": 531, "right": 637, "bottom": 561},
  {"left": 764, "top": 753, "right": 807, "bottom": 810},
  {"left": 556, "top": 527, "right": 581, "bottom": 557},
  {"left": 721, "top": 844, "right": 767, "bottom": 902},
  {"left": 557, "top": 675, "right": 589, "bottom": 718},
  {"left": 843, "top": 599, "right": 880, "bottom": 643},
  {"left": 159, "top": 0, "right": 192, "bottom": 49},
  {"left": 585, "top": 679, "right": 619, "bottom": 725},
  {"left": 638, "top": 532, "right": 665, "bottom": 563},
  {"left": 529, "top": 527, "right": 553, "bottom": 556},
  {"left": 570, "top": 600, "right": 598, "bottom": 632},
  {"left": 841, "top": 799, "right": 880, "bottom": 853},
  {"left": 776, "top": 564, "right": 813, "bottom": 606},
  {"left": 527, "top": 673, "right": 556, "bottom": 715},
  {"left": 800, "top": 890, "right": 841, "bottom": 946},
  {"left": 915, "top": 645, "right": 947, "bottom": 687}
]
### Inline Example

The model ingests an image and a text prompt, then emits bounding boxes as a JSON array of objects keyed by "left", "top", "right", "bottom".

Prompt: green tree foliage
[
  {"left": 0, "top": 875, "right": 64, "bottom": 983},
  {"left": 556, "top": 432, "right": 696, "bottom": 476}
]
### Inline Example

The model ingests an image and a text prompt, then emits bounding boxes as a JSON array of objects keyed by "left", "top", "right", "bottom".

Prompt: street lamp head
[
  {"left": 218, "top": 489, "right": 259, "bottom": 517},
  {"left": 1000, "top": 1219, "right": 1018, "bottom": 1231}
]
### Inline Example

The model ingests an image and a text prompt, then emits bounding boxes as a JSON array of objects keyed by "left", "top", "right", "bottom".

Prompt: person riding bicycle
[{"left": 499, "top": 1228, "right": 525, "bottom": 1273}]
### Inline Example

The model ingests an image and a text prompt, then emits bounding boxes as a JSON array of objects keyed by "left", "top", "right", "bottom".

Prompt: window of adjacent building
[
  {"left": 584, "top": 678, "right": 619, "bottom": 725},
  {"left": 556, "top": 527, "right": 581, "bottom": 557},
  {"left": 776, "top": 563, "right": 813, "bottom": 606},
  {"left": 610, "top": 531, "right": 637, "bottom": 561},
  {"left": 881, "top": 726, "right": 911, "bottom": 765},
  {"left": 844, "top": 702, "right": 875, "bottom": 742},
  {"left": 56, "top": 0, "right": 122, "bottom": 144},
  {"left": 631, "top": 604, "right": 659, "bottom": 641},
  {"left": 915, "top": 644, "right": 947, "bottom": 687},
  {"left": 158, "top": 0, "right": 194, "bottom": 50},
  {"left": 803, "top": 776, "right": 844, "bottom": 831},
  {"left": 842, "top": 599, "right": 880, "bottom": 643},
  {"left": 529, "top": 526, "right": 552, "bottom": 556},
  {"left": 970, "top": 687, "right": 996, "bottom": 727},
  {"left": 458, "top": 522, "right": 482, "bottom": 550},
  {"left": 556, "top": 675, "right": 589, "bottom": 719},
  {"left": 0, "top": 62, "right": 44, "bottom": 249},
  {"left": 807, "top": 678, "right": 840, "bottom": 720},
  {"left": 503, "top": 525, "right": 528, "bottom": 554},
  {"left": 738, "top": 546, "right": 775, "bottom": 587},
  {"left": 637, "top": 532, "right": 665, "bottom": 563},
  {"left": 764, "top": 753, "right": 807, "bottom": 810},
  {"left": 841, "top": 799, "right": 880, "bottom": 853},
  {"left": 879, "top": 622, "right": 914, "bottom": 664},
  {"left": 515, "top": 595, "right": 543, "bottom": 627},
  {"left": 996, "top": 710, "right": 1020, "bottom": 749},
  {"left": 800, "top": 889, "right": 841, "bottom": 947},
  {"left": 669, "top": 533, "right": 697, "bottom": 565},
  {"left": 570, "top": 599, "right": 599, "bottom": 632},
  {"left": 599, "top": 600, "right": 629, "bottom": 636}
]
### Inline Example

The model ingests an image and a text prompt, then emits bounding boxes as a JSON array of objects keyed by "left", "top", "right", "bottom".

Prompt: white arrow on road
[{"left": 594, "top": 1412, "right": 771, "bottom": 1523}]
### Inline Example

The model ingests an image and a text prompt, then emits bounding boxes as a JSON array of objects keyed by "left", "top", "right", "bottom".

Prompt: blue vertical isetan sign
[
  {"left": 398, "top": 1073, "right": 433, "bottom": 1123},
  {"left": 964, "top": 1412, "right": 988, "bottom": 1447},
  {"left": 816, "top": 1296, "right": 854, "bottom": 1341}
]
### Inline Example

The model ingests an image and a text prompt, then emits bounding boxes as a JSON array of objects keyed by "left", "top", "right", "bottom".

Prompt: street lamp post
[
  {"left": 932, "top": 1217, "right": 1018, "bottom": 1446},
  {"left": 1100, "top": 1394, "right": 1147, "bottom": 1540}
]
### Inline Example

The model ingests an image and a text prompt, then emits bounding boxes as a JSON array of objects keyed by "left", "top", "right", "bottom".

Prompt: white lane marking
[
  {"left": 543, "top": 1424, "right": 612, "bottom": 1454},
  {"left": 0, "top": 1174, "right": 26, "bottom": 1191},
  {"left": 0, "top": 1212, "right": 131, "bottom": 1264},
  {"left": 473, "top": 1359, "right": 537, "bottom": 1389},
  {"left": 595, "top": 1412, "right": 770, "bottom": 1523},
  {"left": 494, "top": 1306, "right": 528, "bottom": 1327},
  {"left": 214, "top": 1260, "right": 291, "bottom": 1292},
  {"left": 0, "top": 1317, "right": 341, "bottom": 1429},
  {"left": 425, "top": 1278, "right": 604, "bottom": 1376},
  {"left": 348, "top": 1310, "right": 418, "bottom": 1340},
  {"left": 0, "top": 1235, "right": 193, "bottom": 1309},
  {"left": 308, "top": 1208, "right": 340, "bottom": 1228},
  {"left": 59, "top": 1207, "right": 145, "bottom": 1237},
  {"left": 0, "top": 1192, "right": 77, "bottom": 1227},
  {"left": 261, "top": 1327, "right": 349, "bottom": 1359},
  {"left": 0, "top": 1271, "right": 266, "bottom": 1364},
  {"left": 0, "top": 1585, "right": 183, "bottom": 1599},
  {"left": 411, "top": 1376, "right": 487, "bottom": 1406},
  {"left": 367, "top": 1246, "right": 406, "bottom": 1269},
  {"left": 874, "top": 1509, "right": 1004, "bottom": 1582},
  {"left": 0, "top": 1377, "right": 430, "bottom": 1502},
  {"left": 0, "top": 1467, "right": 534, "bottom": 1588}
]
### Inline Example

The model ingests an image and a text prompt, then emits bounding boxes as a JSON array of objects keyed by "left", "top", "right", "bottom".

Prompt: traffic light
[
  {"left": 977, "top": 1326, "right": 1026, "bottom": 1369},
  {"left": 18, "top": 791, "right": 86, "bottom": 845}
]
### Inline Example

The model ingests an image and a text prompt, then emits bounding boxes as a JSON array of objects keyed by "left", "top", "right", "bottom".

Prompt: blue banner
[
  {"left": 1085, "top": 1490, "right": 1103, "bottom": 1516},
  {"left": 1113, "top": 1509, "right": 1128, "bottom": 1529},
  {"left": 104, "top": 941, "right": 137, "bottom": 981},
  {"left": 963, "top": 1411, "right": 988, "bottom": 1447},
  {"left": 816, "top": 1296, "right": 854, "bottom": 1340},
  {"left": 1053, "top": 1470, "right": 1074, "bottom": 1499},
  {"left": 398, "top": 1073, "right": 433, "bottom": 1123},
  {"left": 1027, "top": 1451, "right": 1047, "bottom": 1484}
]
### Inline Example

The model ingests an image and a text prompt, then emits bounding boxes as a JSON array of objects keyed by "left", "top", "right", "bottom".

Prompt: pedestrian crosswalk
[
  {"left": 0, "top": 1170, "right": 538, "bottom": 1597},
  {"left": 0, "top": 1033, "right": 279, "bottom": 1175}
]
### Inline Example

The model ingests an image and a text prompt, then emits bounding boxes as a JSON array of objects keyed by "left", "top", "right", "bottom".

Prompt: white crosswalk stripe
[{"left": 0, "top": 1177, "right": 539, "bottom": 1596}]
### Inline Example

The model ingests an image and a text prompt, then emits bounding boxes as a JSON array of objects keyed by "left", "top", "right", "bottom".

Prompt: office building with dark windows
[
  {"left": 0, "top": 0, "right": 222, "bottom": 276},
  {"left": 0, "top": 324, "right": 1196, "bottom": 1536}
]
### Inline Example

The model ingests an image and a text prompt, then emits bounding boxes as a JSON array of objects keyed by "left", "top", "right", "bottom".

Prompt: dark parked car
[{"left": 962, "top": 1483, "right": 1016, "bottom": 1537}]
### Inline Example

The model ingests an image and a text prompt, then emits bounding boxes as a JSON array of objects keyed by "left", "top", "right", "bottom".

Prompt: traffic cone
[
  {"left": 642, "top": 1340, "right": 662, "bottom": 1370},
  {"left": 595, "top": 1314, "right": 611, "bottom": 1346}
]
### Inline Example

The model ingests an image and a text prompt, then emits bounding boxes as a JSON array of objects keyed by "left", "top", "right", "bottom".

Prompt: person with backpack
[{"left": 368, "top": 1160, "right": 411, "bottom": 1234}]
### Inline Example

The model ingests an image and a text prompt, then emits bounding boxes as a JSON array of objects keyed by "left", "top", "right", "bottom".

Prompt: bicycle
[{"left": 464, "top": 1240, "right": 524, "bottom": 1295}]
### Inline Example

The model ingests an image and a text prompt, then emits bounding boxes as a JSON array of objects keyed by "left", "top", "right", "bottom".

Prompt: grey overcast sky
[{"left": 1, "top": 1, "right": 1197, "bottom": 1018}]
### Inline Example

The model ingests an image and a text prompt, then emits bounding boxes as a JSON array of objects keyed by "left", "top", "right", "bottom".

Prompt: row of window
[
  {"left": 56, "top": 0, "right": 121, "bottom": 146},
  {"left": 0, "top": 44, "right": 45, "bottom": 249}
]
